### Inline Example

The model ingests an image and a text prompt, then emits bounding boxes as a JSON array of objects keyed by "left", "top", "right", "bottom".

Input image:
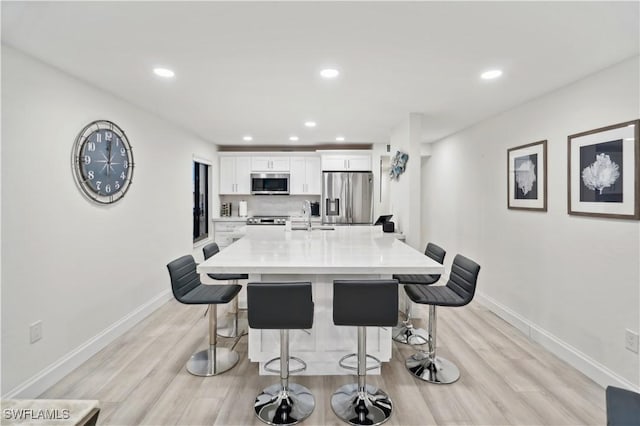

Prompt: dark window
[{"left": 193, "top": 161, "right": 209, "bottom": 242}]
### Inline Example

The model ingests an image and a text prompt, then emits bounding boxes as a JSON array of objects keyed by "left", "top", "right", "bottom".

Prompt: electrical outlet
[
  {"left": 30, "top": 321, "right": 42, "bottom": 344},
  {"left": 625, "top": 329, "right": 639, "bottom": 353}
]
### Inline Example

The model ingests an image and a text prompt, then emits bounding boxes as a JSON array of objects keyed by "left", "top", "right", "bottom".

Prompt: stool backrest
[
  {"left": 425, "top": 242, "right": 446, "bottom": 264},
  {"left": 445, "top": 254, "right": 481, "bottom": 305},
  {"left": 333, "top": 280, "right": 398, "bottom": 327},
  {"left": 425, "top": 242, "right": 446, "bottom": 281},
  {"left": 202, "top": 242, "right": 220, "bottom": 260},
  {"left": 248, "top": 282, "right": 314, "bottom": 329},
  {"left": 167, "top": 255, "right": 201, "bottom": 302}
]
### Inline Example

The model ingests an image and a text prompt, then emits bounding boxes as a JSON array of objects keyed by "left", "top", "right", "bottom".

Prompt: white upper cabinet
[
  {"left": 251, "top": 156, "right": 290, "bottom": 172},
  {"left": 219, "top": 156, "right": 251, "bottom": 194},
  {"left": 290, "top": 156, "right": 321, "bottom": 195},
  {"left": 321, "top": 153, "right": 371, "bottom": 171}
]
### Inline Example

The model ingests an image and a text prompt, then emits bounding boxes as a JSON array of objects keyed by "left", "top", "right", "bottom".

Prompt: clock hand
[{"left": 107, "top": 139, "right": 112, "bottom": 176}]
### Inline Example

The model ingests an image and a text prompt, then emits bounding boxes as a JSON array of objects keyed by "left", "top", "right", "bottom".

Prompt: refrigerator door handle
[{"left": 346, "top": 174, "right": 351, "bottom": 222}]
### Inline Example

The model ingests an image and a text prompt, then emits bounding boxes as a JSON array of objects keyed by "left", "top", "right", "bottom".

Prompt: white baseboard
[
  {"left": 476, "top": 292, "right": 640, "bottom": 393},
  {"left": 3, "top": 289, "right": 172, "bottom": 399}
]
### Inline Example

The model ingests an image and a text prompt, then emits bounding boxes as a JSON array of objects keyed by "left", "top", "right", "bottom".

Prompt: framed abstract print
[
  {"left": 507, "top": 140, "right": 547, "bottom": 211},
  {"left": 568, "top": 120, "right": 639, "bottom": 219}
]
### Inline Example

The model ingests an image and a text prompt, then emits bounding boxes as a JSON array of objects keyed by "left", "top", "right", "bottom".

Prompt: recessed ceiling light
[
  {"left": 320, "top": 68, "right": 340, "bottom": 79},
  {"left": 304, "top": 121, "right": 317, "bottom": 128},
  {"left": 481, "top": 69, "right": 503, "bottom": 80},
  {"left": 289, "top": 136, "right": 299, "bottom": 141},
  {"left": 243, "top": 135, "right": 253, "bottom": 141},
  {"left": 336, "top": 136, "right": 345, "bottom": 142},
  {"left": 153, "top": 67, "right": 175, "bottom": 78}
]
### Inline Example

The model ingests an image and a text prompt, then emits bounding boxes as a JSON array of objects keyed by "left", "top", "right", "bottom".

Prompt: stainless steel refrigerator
[{"left": 322, "top": 171, "right": 374, "bottom": 225}]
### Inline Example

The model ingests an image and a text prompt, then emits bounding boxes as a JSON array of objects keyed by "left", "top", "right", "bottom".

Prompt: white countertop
[{"left": 198, "top": 226, "right": 443, "bottom": 275}]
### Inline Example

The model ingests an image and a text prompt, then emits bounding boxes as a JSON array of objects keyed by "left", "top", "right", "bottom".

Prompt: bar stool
[
  {"left": 248, "top": 282, "right": 315, "bottom": 425},
  {"left": 202, "top": 242, "right": 249, "bottom": 338},
  {"left": 405, "top": 254, "right": 480, "bottom": 384},
  {"left": 606, "top": 386, "right": 640, "bottom": 426},
  {"left": 166, "top": 255, "right": 241, "bottom": 376},
  {"left": 331, "top": 279, "right": 398, "bottom": 426},
  {"left": 392, "top": 242, "right": 446, "bottom": 345}
]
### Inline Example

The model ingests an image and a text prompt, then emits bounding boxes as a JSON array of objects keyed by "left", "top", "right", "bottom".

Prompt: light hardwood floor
[{"left": 41, "top": 300, "right": 606, "bottom": 425}]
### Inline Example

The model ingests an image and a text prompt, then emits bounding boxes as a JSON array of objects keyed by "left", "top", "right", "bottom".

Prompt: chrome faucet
[{"left": 303, "top": 200, "right": 312, "bottom": 230}]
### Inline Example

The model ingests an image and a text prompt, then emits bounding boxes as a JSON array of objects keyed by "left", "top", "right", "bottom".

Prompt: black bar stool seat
[
  {"left": 178, "top": 284, "right": 240, "bottom": 304},
  {"left": 404, "top": 284, "right": 466, "bottom": 306},
  {"left": 202, "top": 242, "right": 248, "bottom": 338},
  {"left": 331, "top": 279, "right": 398, "bottom": 426},
  {"left": 248, "top": 282, "right": 315, "bottom": 426},
  {"left": 207, "top": 272, "right": 249, "bottom": 281},
  {"left": 392, "top": 273, "right": 439, "bottom": 285},
  {"left": 167, "top": 255, "right": 241, "bottom": 376}
]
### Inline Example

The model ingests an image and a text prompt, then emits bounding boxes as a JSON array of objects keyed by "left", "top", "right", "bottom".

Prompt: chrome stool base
[
  {"left": 405, "top": 352, "right": 460, "bottom": 384},
  {"left": 217, "top": 314, "right": 248, "bottom": 338},
  {"left": 254, "top": 383, "right": 315, "bottom": 425},
  {"left": 186, "top": 346, "right": 239, "bottom": 377},
  {"left": 392, "top": 323, "right": 428, "bottom": 345},
  {"left": 331, "top": 383, "right": 393, "bottom": 426}
]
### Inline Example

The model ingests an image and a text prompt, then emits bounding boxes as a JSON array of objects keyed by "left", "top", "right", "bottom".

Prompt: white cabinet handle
[{"left": 347, "top": 159, "right": 350, "bottom": 169}]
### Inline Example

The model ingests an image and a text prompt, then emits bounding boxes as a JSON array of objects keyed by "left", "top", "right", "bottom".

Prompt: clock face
[{"left": 72, "top": 120, "right": 134, "bottom": 204}]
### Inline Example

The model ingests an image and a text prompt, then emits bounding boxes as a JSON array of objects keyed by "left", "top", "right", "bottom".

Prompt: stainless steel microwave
[{"left": 250, "top": 173, "right": 290, "bottom": 195}]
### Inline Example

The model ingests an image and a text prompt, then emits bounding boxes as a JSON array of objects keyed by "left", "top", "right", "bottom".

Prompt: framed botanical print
[
  {"left": 568, "top": 120, "right": 639, "bottom": 219},
  {"left": 507, "top": 140, "right": 547, "bottom": 211}
]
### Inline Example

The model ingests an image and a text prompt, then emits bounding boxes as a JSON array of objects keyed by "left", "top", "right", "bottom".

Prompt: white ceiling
[{"left": 2, "top": 1, "right": 638, "bottom": 146}]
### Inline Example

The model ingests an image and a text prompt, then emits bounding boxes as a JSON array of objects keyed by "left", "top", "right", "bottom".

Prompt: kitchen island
[{"left": 197, "top": 226, "right": 444, "bottom": 375}]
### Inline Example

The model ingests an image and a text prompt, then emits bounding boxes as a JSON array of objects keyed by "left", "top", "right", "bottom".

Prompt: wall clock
[{"left": 72, "top": 120, "right": 134, "bottom": 204}]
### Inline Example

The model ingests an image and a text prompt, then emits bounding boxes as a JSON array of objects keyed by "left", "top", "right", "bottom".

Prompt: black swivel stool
[
  {"left": 393, "top": 242, "right": 446, "bottom": 345},
  {"left": 331, "top": 279, "right": 398, "bottom": 426},
  {"left": 405, "top": 254, "right": 480, "bottom": 384},
  {"left": 167, "top": 255, "right": 241, "bottom": 376},
  {"left": 203, "top": 242, "right": 249, "bottom": 338},
  {"left": 248, "top": 282, "right": 315, "bottom": 426}
]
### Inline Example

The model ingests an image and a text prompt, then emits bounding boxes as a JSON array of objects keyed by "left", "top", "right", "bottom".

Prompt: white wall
[
  {"left": 1, "top": 46, "right": 217, "bottom": 396},
  {"left": 422, "top": 56, "right": 640, "bottom": 388},
  {"left": 389, "top": 113, "right": 424, "bottom": 249}
]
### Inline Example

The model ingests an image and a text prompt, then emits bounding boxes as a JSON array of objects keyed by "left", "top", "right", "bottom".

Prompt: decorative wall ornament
[
  {"left": 568, "top": 119, "right": 639, "bottom": 219},
  {"left": 72, "top": 120, "right": 135, "bottom": 204},
  {"left": 389, "top": 151, "right": 409, "bottom": 180},
  {"left": 507, "top": 140, "right": 547, "bottom": 211}
]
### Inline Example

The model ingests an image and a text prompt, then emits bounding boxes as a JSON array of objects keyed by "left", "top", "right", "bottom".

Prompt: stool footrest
[
  {"left": 263, "top": 356, "right": 307, "bottom": 374},
  {"left": 338, "top": 353, "right": 381, "bottom": 371}
]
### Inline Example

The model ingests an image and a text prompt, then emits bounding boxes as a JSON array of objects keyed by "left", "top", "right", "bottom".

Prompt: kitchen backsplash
[{"left": 218, "top": 195, "right": 321, "bottom": 217}]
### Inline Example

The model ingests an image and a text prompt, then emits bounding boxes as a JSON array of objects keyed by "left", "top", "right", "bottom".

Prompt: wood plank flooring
[{"left": 41, "top": 300, "right": 606, "bottom": 425}]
